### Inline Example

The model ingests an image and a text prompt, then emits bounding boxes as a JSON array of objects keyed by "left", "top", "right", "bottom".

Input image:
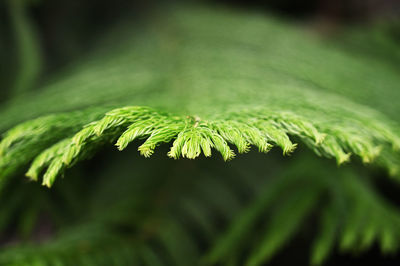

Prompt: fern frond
[
  {"left": 1, "top": 4, "right": 399, "bottom": 183},
  {"left": 1, "top": 101, "right": 398, "bottom": 187}
]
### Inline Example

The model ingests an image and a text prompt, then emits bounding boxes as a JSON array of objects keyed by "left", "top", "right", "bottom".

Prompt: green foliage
[
  {"left": 0, "top": 3, "right": 400, "bottom": 266},
  {"left": 1, "top": 152, "right": 400, "bottom": 266},
  {"left": 7, "top": 0, "right": 42, "bottom": 95}
]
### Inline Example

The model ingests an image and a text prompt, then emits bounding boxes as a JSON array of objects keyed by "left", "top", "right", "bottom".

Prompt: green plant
[{"left": 0, "top": 2, "right": 400, "bottom": 265}]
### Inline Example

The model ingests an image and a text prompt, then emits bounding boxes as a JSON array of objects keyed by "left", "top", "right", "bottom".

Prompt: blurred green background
[{"left": 0, "top": 1, "right": 400, "bottom": 265}]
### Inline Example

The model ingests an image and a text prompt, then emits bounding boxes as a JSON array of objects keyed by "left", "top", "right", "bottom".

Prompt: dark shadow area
[{"left": 1, "top": 141, "right": 398, "bottom": 265}]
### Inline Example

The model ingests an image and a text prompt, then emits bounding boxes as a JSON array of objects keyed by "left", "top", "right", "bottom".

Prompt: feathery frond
[{"left": 0, "top": 3, "right": 400, "bottom": 265}]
